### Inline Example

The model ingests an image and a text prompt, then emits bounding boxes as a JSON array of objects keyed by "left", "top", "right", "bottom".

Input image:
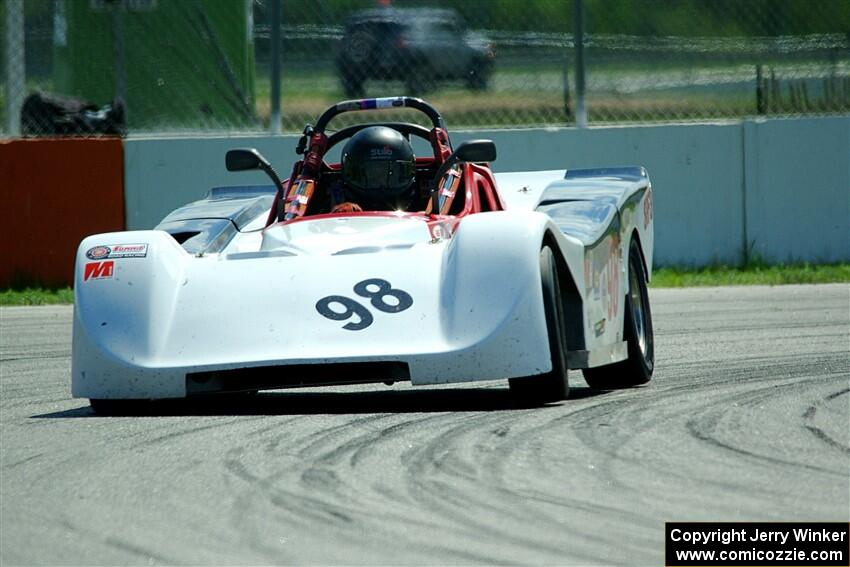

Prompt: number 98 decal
[{"left": 316, "top": 278, "right": 413, "bottom": 331}]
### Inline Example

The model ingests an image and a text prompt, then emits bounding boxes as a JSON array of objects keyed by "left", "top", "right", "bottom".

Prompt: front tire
[
  {"left": 582, "top": 237, "right": 654, "bottom": 389},
  {"left": 509, "top": 245, "right": 569, "bottom": 404}
]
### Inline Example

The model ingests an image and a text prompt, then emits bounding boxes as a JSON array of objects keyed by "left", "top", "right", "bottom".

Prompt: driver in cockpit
[{"left": 330, "top": 126, "right": 419, "bottom": 213}]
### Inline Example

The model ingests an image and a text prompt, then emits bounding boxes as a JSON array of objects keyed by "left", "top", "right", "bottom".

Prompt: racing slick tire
[
  {"left": 582, "top": 237, "right": 654, "bottom": 389},
  {"left": 509, "top": 245, "right": 570, "bottom": 404}
]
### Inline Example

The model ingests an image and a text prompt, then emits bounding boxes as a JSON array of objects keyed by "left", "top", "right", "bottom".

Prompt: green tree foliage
[{"left": 271, "top": 0, "right": 850, "bottom": 36}]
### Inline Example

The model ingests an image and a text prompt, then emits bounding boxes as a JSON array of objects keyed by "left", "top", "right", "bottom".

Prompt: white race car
[{"left": 72, "top": 97, "right": 654, "bottom": 414}]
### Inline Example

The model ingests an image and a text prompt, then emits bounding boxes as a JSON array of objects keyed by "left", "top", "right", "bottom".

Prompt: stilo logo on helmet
[
  {"left": 370, "top": 145, "right": 394, "bottom": 158},
  {"left": 342, "top": 127, "right": 417, "bottom": 210}
]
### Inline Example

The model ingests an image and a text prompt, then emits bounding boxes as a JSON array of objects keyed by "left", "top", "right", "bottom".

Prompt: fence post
[
  {"left": 110, "top": 1, "right": 127, "bottom": 118},
  {"left": 4, "top": 0, "right": 24, "bottom": 136},
  {"left": 563, "top": 56, "right": 572, "bottom": 122},
  {"left": 270, "top": 0, "right": 282, "bottom": 134},
  {"left": 573, "top": 0, "right": 587, "bottom": 128}
]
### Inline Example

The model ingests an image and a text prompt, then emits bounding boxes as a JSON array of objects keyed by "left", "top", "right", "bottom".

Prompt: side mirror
[
  {"left": 226, "top": 148, "right": 270, "bottom": 172},
  {"left": 429, "top": 139, "right": 497, "bottom": 215},
  {"left": 225, "top": 148, "right": 286, "bottom": 219},
  {"left": 454, "top": 139, "right": 497, "bottom": 163}
]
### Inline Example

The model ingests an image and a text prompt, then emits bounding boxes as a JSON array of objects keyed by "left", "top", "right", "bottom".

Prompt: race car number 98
[{"left": 316, "top": 278, "right": 413, "bottom": 331}]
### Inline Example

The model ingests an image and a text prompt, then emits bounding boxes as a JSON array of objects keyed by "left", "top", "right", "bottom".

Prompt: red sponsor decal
[
  {"left": 607, "top": 237, "right": 621, "bottom": 321},
  {"left": 84, "top": 261, "right": 114, "bottom": 281},
  {"left": 111, "top": 244, "right": 145, "bottom": 254},
  {"left": 643, "top": 189, "right": 653, "bottom": 229},
  {"left": 426, "top": 218, "right": 460, "bottom": 241}
]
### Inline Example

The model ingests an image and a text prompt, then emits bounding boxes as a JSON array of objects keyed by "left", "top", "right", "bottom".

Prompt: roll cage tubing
[
  {"left": 315, "top": 97, "right": 447, "bottom": 132},
  {"left": 266, "top": 97, "right": 454, "bottom": 226}
]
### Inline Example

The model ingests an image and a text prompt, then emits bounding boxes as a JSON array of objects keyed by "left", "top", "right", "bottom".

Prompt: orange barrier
[{"left": 0, "top": 138, "right": 125, "bottom": 288}]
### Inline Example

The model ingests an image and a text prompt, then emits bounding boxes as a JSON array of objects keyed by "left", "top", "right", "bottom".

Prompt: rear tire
[
  {"left": 582, "top": 238, "right": 654, "bottom": 389},
  {"left": 509, "top": 245, "right": 569, "bottom": 404}
]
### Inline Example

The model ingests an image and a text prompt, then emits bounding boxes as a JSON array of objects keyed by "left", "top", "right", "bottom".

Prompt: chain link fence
[{"left": 2, "top": 0, "right": 848, "bottom": 136}]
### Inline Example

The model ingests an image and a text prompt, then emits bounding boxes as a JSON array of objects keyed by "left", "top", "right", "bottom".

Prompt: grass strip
[
  {"left": 1, "top": 287, "right": 74, "bottom": 306},
  {"left": 651, "top": 263, "right": 850, "bottom": 288}
]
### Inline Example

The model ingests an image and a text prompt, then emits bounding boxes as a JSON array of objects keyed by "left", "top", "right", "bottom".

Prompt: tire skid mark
[
  {"left": 226, "top": 456, "right": 489, "bottom": 562},
  {"left": 533, "top": 371, "right": 848, "bottom": 523},
  {"left": 409, "top": 406, "right": 649, "bottom": 564},
  {"left": 223, "top": 457, "right": 300, "bottom": 562},
  {"left": 302, "top": 414, "right": 440, "bottom": 467},
  {"left": 104, "top": 536, "right": 174, "bottom": 565},
  {"left": 225, "top": 449, "right": 370, "bottom": 557},
  {"left": 685, "top": 414, "right": 838, "bottom": 476},
  {"left": 398, "top": 410, "right": 599, "bottom": 559},
  {"left": 221, "top": 412, "right": 476, "bottom": 560},
  {"left": 825, "top": 388, "right": 850, "bottom": 401},
  {"left": 245, "top": 416, "right": 303, "bottom": 439},
  {"left": 682, "top": 377, "right": 846, "bottom": 475},
  {"left": 278, "top": 400, "right": 624, "bottom": 560},
  {"left": 3, "top": 453, "right": 44, "bottom": 469},
  {"left": 296, "top": 412, "right": 467, "bottom": 503},
  {"left": 474, "top": 397, "right": 667, "bottom": 552},
  {"left": 21, "top": 514, "right": 175, "bottom": 565},
  {"left": 131, "top": 415, "right": 266, "bottom": 449},
  {"left": 576, "top": 373, "right": 843, "bottom": 475},
  {"left": 0, "top": 353, "right": 68, "bottom": 362},
  {"left": 658, "top": 352, "right": 848, "bottom": 378},
  {"left": 658, "top": 322, "right": 848, "bottom": 336},
  {"left": 224, "top": 407, "right": 574, "bottom": 563},
  {"left": 289, "top": 413, "right": 398, "bottom": 459},
  {"left": 803, "top": 388, "right": 850, "bottom": 454},
  {"left": 347, "top": 413, "right": 457, "bottom": 468}
]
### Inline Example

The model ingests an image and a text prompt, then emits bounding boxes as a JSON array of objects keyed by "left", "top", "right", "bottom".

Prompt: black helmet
[{"left": 341, "top": 126, "right": 416, "bottom": 210}]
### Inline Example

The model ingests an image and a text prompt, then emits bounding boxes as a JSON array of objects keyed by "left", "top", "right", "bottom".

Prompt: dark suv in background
[{"left": 336, "top": 8, "right": 494, "bottom": 97}]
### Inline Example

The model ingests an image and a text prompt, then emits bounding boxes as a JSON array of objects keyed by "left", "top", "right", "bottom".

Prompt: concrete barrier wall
[
  {"left": 123, "top": 136, "right": 289, "bottom": 232},
  {"left": 119, "top": 116, "right": 847, "bottom": 266},
  {"left": 1, "top": 138, "right": 125, "bottom": 287},
  {"left": 453, "top": 123, "right": 747, "bottom": 266},
  {"left": 743, "top": 118, "right": 850, "bottom": 263}
]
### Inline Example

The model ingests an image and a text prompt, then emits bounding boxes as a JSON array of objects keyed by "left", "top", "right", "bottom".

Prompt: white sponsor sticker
[
  {"left": 86, "top": 243, "right": 149, "bottom": 260},
  {"left": 375, "top": 97, "right": 403, "bottom": 109}
]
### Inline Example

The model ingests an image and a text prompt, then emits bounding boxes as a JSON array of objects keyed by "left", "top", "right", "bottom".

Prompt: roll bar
[{"left": 313, "top": 96, "right": 445, "bottom": 133}]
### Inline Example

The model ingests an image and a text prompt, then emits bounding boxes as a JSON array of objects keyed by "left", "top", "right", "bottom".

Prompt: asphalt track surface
[{"left": 1, "top": 284, "right": 848, "bottom": 566}]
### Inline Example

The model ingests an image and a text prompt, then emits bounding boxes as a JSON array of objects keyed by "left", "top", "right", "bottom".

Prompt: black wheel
[
  {"left": 466, "top": 60, "right": 491, "bottom": 90},
  {"left": 509, "top": 246, "right": 569, "bottom": 404},
  {"left": 582, "top": 238, "right": 654, "bottom": 389},
  {"left": 405, "top": 67, "right": 436, "bottom": 96},
  {"left": 346, "top": 30, "right": 376, "bottom": 65},
  {"left": 340, "top": 70, "right": 365, "bottom": 98},
  {"left": 338, "top": 28, "right": 374, "bottom": 98},
  {"left": 89, "top": 398, "right": 151, "bottom": 416}
]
